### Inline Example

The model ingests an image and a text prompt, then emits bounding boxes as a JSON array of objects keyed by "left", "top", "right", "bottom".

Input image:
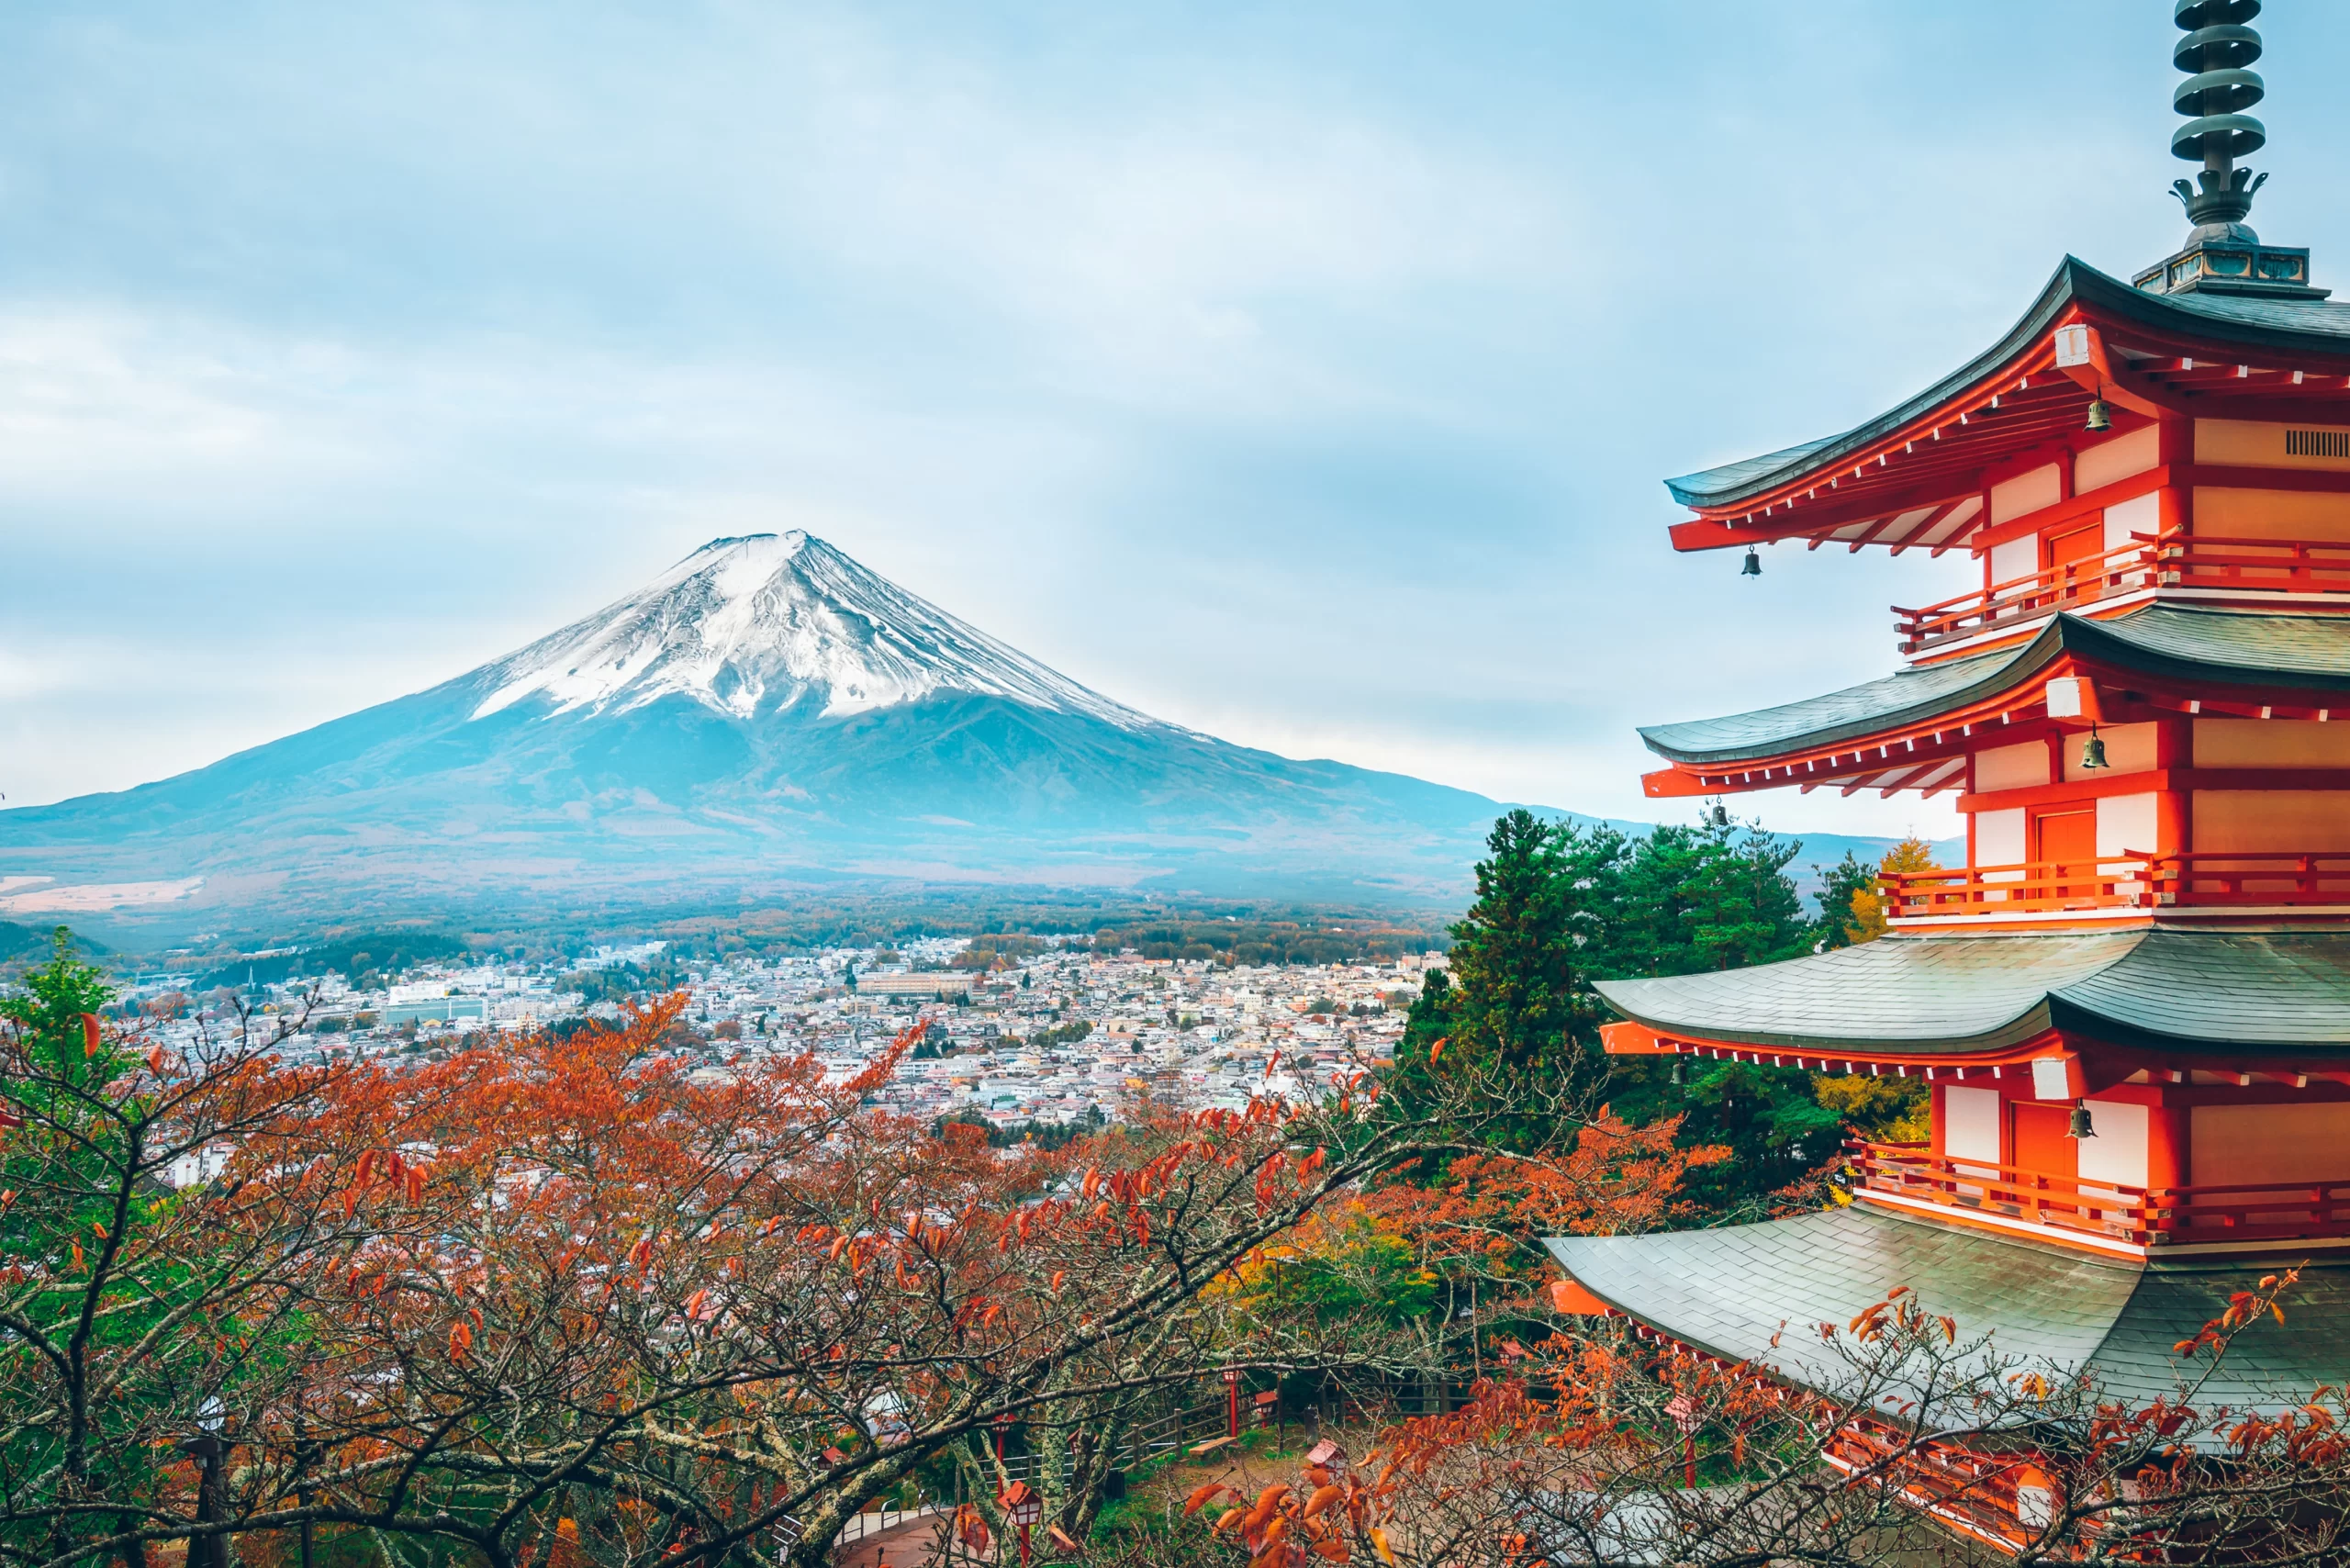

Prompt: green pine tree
[{"left": 1812, "top": 851, "right": 1877, "bottom": 950}]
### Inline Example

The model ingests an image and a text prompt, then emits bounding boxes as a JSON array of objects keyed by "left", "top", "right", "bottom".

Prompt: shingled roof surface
[
  {"left": 1639, "top": 607, "right": 2350, "bottom": 767},
  {"left": 1665, "top": 257, "right": 2350, "bottom": 511},
  {"left": 1546, "top": 1206, "right": 2350, "bottom": 1429},
  {"left": 1594, "top": 929, "right": 2350, "bottom": 1055}
]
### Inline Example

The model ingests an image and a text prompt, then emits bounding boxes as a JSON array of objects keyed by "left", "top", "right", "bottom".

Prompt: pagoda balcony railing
[
  {"left": 1845, "top": 1140, "right": 2350, "bottom": 1248},
  {"left": 1880, "top": 857, "right": 2155, "bottom": 917},
  {"left": 1881, "top": 851, "right": 2350, "bottom": 920},
  {"left": 1892, "top": 530, "right": 2350, "bottom": 655}
]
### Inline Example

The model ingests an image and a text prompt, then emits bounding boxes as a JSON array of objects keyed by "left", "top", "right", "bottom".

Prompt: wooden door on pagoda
[
  {"left": 2049, "top": 521, "right": 2105, "bottom": 604},
  {"left": 2011, "top": 1103, "right": 2080, "bottom": 1224},
  {"left": 2032, "top": 805, "right": 2097, "bottom": 899}
]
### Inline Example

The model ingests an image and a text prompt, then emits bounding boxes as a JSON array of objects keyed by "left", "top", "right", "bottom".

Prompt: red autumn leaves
[{"left": 1185, "top": 1462, "right": 1386, "bottom": 1568}]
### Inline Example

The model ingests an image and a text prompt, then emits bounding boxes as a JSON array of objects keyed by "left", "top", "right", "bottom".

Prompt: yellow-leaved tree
[{"left": 1844, "top": 834, "right": 1940, "bottom": 944}]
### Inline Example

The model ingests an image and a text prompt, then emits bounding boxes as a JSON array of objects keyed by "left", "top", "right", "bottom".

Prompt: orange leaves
[
  {"left": 2177, "top": 1267, "right": 2300, "bottom": 1360},
  {"left": 1240, "top": 1484, "right": 1292, "bottom": 1541},
  {"left": 1362, "top": 1111, "right": 1715, "bottom": 1260},
  {"left": 81, "top": 1012, "right": 100, "bottom": 1058},
  {"left": 1184, "top": 1483, "right": 1233, "bottom": 1516},
  {"left": 1847, "top": 1300, "right": 1893, "bottom": 1344},
  {"left": 340, "top": 1147, "right": 429, "bottom": 1221},
  {"left": 1190, "top": 1464, "right": 1388, "bottom": 1568},
  {"left": 448, "top": 1319, "right": 474, "bottom": 1362}
]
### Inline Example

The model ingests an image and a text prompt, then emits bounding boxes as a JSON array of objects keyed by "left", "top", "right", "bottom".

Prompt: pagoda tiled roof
[
  {"left": 1546, "top": 1206, "right": 2350, "bottom": 1431},
  {"left": 1593, "top": 929, "right": 2350, "bottom": 1057},
  {"left": 1639, "top": 605, "right": 2350, "bottom": 767},
  {"left": 1666, "top": 256, "right": 2350, "bottom": 511}
]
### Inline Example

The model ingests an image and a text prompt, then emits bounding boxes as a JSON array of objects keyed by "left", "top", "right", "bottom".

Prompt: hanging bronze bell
[
  {"left": 2080, "top": 728, "right": 2109, "bottom": 770},
  {"left": 1740, "top": 546, "right": 1762, "bottom": 577},
  {"left": 2086, "top": 398, "right": 2113, "bottom": 432},
  {"left": 2067, "top": 1101, "right": 2097, "bottom": 1139}
]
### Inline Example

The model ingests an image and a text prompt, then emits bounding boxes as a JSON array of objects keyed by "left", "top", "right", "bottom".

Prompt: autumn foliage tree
[
  {"left": 1841, "top": 834, "right": 1942, "bottom": 946},
  {"left": 2, "top": 946, "right": 1612, "bottom": 1568},
  {"left": 1169, "top": 1274, "right": 2350, "bottom": 1567}
]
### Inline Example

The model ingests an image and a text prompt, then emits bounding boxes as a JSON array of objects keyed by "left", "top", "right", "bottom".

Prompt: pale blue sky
[{"left": 6, "top": 2, "right": 2348, "bottom": 837}]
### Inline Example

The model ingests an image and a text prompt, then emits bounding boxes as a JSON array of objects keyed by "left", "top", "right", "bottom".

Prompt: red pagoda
[{"left": 1547, "top": 0, "right": 2350, "bottom": 1551}]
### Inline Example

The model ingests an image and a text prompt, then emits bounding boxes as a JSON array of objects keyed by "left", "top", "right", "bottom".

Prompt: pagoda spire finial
[
  {"left": 2135, "top": 0, "right": 2322, "bottom": 299},
  {"left": 2169, "top": 0, "right": 2268, "bottom": 240}
]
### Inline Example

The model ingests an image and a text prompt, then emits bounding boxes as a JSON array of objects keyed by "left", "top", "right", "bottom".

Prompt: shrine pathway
[{"left": 834, "top": 1510, "right": 950, "bottom": 1568}]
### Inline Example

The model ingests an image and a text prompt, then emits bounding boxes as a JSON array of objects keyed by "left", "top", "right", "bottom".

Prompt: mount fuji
[{"left": 0, "top": 533, "right": 1544, "bottom": 924}]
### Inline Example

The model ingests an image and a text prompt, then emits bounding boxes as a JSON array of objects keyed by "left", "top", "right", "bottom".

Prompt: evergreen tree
[
  {"left": 1441, "top": 809, "right": 1579, "bottom": 1077},
  {"left": 1388, "top": 965, "right": 1454, "bottom": 1113},
  {"left": 1, "top": 927, "right": 121, "bottom": 1103},
  {"left": 1609, "top": 805, "right": 1811, "bottom": 976},
  {"left": 1392, "top": 812, "right": 1629, "bottom": 1145},
  {"left": 1812, "top": 851, "right": 1877, "bottom": 949}
]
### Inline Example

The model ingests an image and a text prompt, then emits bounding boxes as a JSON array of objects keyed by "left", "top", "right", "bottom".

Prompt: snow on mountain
[{"left": 469, "top": 532, "right": 1155, "bottom": 731}]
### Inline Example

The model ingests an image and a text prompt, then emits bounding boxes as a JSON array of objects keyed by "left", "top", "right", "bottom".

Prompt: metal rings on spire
[{"left": 2173, "top": 0, "right": 2266, "bottom": 163}]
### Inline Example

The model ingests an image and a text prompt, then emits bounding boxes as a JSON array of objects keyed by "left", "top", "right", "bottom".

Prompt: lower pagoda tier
[
  {"left": 1596, "top": 929, "right": 2350, "bottom": 1260},
  {"left": 1544, "top": 1205, "right": 2350, "bottom": 1423},
  {"left": 1595, "top": 927, "right": 2350, "bottom": 1060}
]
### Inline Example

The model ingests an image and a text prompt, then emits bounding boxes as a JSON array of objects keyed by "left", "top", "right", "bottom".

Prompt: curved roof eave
[
  {"left": 1590, "top": 932, "right": 2142, "bottom": 1057},
  {"left": 1594, "top": 930, "right": 2350, "bottom": 1058},
  {"left": 1636, "top": 634, "right": 2051, "bottom": 767},
  {"left": 1664, "top": 256, "right": 2350, "bottom": 511},
  {"left": 1639, "top": 607, "right": 2350, "bottom": 769}
]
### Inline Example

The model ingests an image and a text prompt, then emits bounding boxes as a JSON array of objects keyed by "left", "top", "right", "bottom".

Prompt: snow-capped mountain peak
[{"left": 468, "top": 532, "right": 1153, "bottom": 729}]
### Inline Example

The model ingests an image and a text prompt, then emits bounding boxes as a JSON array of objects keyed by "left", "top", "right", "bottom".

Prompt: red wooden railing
[
  {"left": 2146, "top": 850, "right": 2350, "bottom": 905},
  {"left": 1892, "top": 530, "right": 2350, "bottom": 654},
  {"left": 1845, "top": 1141, "right": 2154, "bottom": 1241},
  {"left": 1880, "top": 852, "right": 2350, "bottom": 918},
  {"left": 2151, "top": 532, "right": 2350, "bottom": 594},
  {"left": 1878, "top": 857, "right": 2157, "bottom": 917},
  {"left": 1845, "top": 1141, "right": 2350, "bottom": 1246},
  {"left": 1894, "top": 538, "right": 2154, "bottom": 653}
]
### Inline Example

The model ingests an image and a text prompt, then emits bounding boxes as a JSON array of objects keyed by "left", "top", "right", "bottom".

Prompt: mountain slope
[{"left": 0, "top": 534, "right": 1539, "bottom": 922}]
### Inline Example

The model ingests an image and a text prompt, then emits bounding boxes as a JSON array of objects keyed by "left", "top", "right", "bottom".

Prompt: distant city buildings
[{"left": 104, "top": 935, "right": 1426, "bottom": 1132}]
